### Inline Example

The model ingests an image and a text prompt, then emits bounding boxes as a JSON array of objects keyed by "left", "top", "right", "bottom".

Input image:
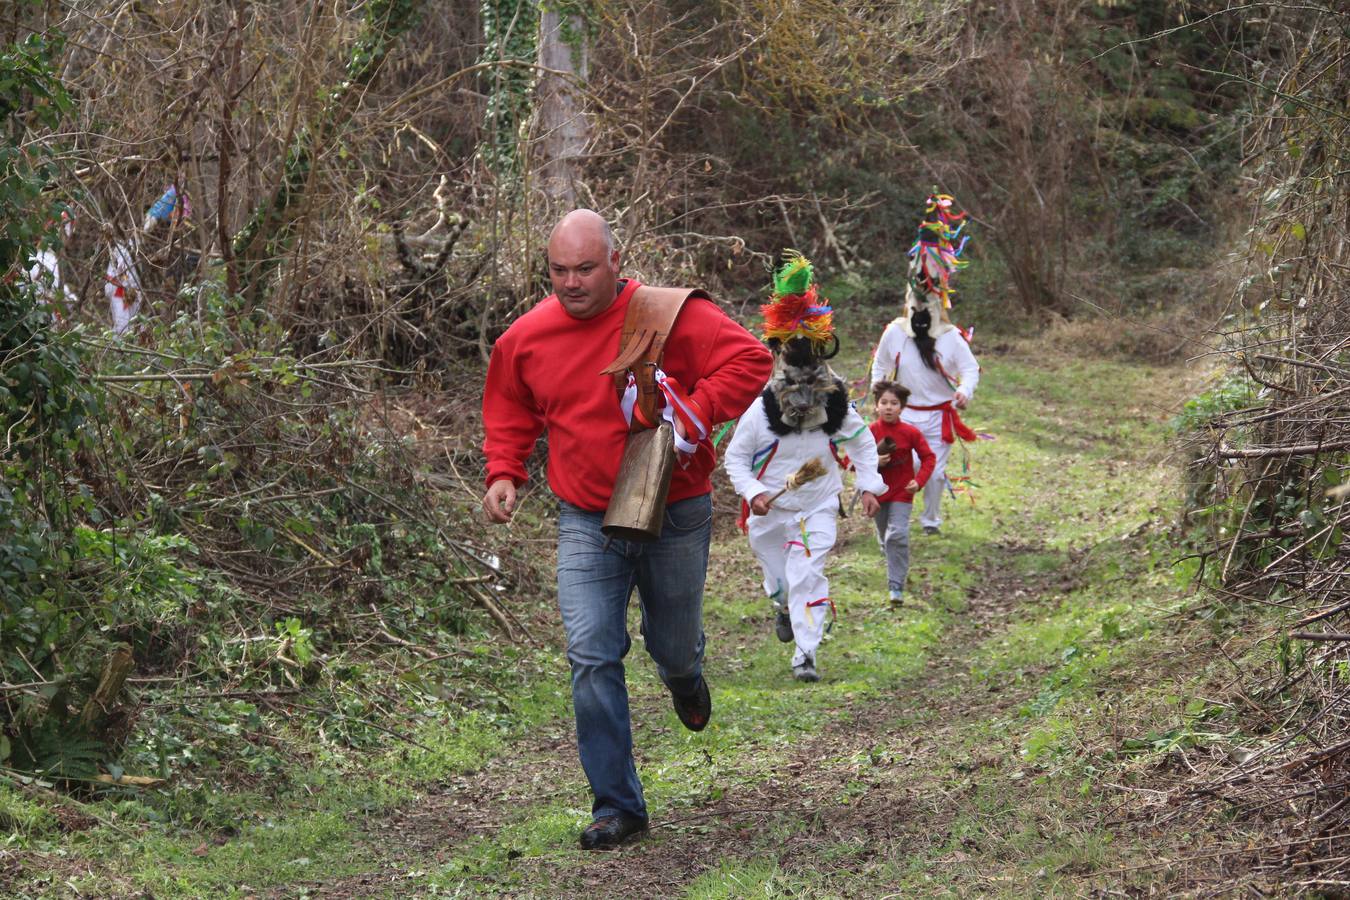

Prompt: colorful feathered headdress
[
  {"left": 907, "top": 192, "right": 970, "bottom": 310},
  {"left": 760, "top": 251, "right": 834, "bottom": 350}
]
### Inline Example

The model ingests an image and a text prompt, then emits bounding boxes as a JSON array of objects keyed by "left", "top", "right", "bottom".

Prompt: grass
[{"left": 8, "top": 322, "right": 1246, "bottom": 898}]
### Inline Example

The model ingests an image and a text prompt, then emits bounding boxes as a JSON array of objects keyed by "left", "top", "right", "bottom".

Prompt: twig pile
[{"left": 1182, "top": 6, "right": 1350, "bottom": 888}]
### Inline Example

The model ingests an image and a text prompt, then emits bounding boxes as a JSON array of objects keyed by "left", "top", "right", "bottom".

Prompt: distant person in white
[
  {"left": 105, "top": 240, "right": 141, "bottom": 335},
  {"left": 869, "top": 290, "right": 979, "bottom": 535},
  {"left": 27, "top": 247, "right": 73, "bottom": 320},
  {"left": 25, "top": 212, "right": 74, "bottom": 323}
]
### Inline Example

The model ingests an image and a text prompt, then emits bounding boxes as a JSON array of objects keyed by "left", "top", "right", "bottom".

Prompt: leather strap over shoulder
[{"left": 600, "top": 286, "right": 709, "bottom": 431}]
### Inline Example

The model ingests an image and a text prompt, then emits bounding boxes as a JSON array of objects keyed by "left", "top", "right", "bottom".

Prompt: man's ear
[{"left": 609, "top": 248, "right": 621, "bottom": 273}]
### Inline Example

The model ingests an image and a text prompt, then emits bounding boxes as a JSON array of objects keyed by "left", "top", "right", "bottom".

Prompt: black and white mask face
[
  {"left": 901, "top": 282, "right": 953, "bottom": 339},
  {"left": 769, "top": 356, "right": 840, "bottom": 430}
]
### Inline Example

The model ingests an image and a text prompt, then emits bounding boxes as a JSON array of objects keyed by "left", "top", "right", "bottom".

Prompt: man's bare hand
[
  {"left": 953, "top": 391, "right": 970, "bottom": 410},
  {"left": 905, "top": 479, "right": 920, "bottom": 493},
  {"left": 860, "top": 491, "right": 880, "bottom": 517},
  {"left": 483, "top": 478, "right": 517, "bottom": 524},
  {"left": 877, "top": 453, "right": 892, "bottom": 467},
  {"left": 750, "top": 491, "right": 774, "bottom": 516}
]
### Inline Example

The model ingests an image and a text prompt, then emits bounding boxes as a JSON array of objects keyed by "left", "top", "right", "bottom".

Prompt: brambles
[{"left": 1174, "top": 3, "right": 1350, "bottom": 887}]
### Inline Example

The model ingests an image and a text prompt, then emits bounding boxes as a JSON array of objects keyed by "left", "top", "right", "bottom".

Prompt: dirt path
[
  {"left": 305, "top": 539, "right": 1057, "bottom": 899},
  {"left": 289, "top": 344, "right": 1199, "bottom": 898}
]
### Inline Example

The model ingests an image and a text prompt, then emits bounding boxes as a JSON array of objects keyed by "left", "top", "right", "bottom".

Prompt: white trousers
[
  {"left": 901, "top": 409, "right": 952, "bottom": 529},
  {"left": 747, "top": 508, "right": 837, "bottom": 666}
]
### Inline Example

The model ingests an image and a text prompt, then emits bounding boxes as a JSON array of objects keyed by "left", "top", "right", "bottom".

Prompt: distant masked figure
[
  {"left": 24, "top": 211, "right": 74, "bottom": 324},
  {"left": 869, "top": 193, "right": 981, "bottom": 535},
  {"left": 105, "top": 239, "right": 142, "bottom": 335},
  {"left": 107, "top": 185, "right": 193, "bottom": 335}
]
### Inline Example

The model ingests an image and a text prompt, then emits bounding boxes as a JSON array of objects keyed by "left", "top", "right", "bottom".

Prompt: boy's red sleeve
[
  {"left": 911, "top": 426, "right": 937, "bottom": 487},
  {"left": 482, "top": 332, "right": 544, "bottom": 488}
]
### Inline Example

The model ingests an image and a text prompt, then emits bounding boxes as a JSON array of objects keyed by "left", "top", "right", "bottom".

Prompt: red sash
[{"left": 908, "top": 400, "right": 977, "bottom": 445}]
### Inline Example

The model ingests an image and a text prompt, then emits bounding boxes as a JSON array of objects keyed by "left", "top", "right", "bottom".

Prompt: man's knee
[
  {"left": 566, "top": 628, "right": 631, "bottom": 673},
  {"left": 646, "top": 631, "right": 703, "bottom": 678}
]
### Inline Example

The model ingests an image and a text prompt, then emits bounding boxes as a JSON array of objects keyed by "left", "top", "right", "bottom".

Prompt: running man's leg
[
  {"left": 635, "top": 494, "right": 712, "bottom": 697},
  {"left": 918, "top": 437, "right": 952, "bottom": 529},
  {"left": 783, "top": 510, "right": 838, "bottom": 666},
  {"left": 747, "top": 513, "right": 789, "bottom": 613},
  {"left": 556, "top": 503, "right": 645, "bottom": 821}
]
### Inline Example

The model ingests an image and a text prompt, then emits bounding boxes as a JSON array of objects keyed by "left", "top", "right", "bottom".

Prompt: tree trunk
[
  {"left": 535, "top": 10, "right": 590, "bottom": 208},
  {"left": 78, "top": 643, "right": 134, "bottom": 731}
]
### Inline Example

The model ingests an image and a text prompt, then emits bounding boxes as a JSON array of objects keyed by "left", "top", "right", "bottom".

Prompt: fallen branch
[{"left": 1217, "top": 439, "right": 1350, "bottom": 459}]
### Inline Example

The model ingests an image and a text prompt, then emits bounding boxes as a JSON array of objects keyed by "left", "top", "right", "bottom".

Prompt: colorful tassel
[
  {"left": 761, "top": 251, "right": 835, "bottom": 349},
  {"left": 907, "top": 192, "right": 972, "bottom": 310}
]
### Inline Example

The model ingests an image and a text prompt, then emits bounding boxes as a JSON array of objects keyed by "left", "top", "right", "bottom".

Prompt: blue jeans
[{"left": 556, "top": 493, "right": 712, "bottom": 821}]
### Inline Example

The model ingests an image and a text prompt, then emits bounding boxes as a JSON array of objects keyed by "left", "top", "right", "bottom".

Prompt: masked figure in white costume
[
  {"left": 870, "top": 194, "right": 981, "bottom": 535},
  {"left": 725, "top": 254, "right": 884, "bottom": 682}
]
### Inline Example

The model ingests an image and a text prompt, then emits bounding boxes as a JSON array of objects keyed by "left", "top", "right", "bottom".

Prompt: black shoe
[
  {"left": 774, "top": 608, "right": 794, "bottom": 642},
  {"left": 671, "top": 676, "right": 711, "bottom": 732},
  {"left": 792, "top": 656, "right": 820, "bottom": 682},
  {"left": 922, "top": 525, "right": 941, "bottom": 536},
  {"left": 579, "top": 813, "right": 648, "bottom": 850}
]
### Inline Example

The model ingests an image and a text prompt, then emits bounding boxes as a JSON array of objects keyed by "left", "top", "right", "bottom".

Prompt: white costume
[
  {"left": 870, "top": 321, "right": 980, "bottom": 529},
  {"left": 26, "top": 248, "right": 73, "bottom": 322},
  {"left": 725, "top": 396, "right": 885, "bottom": 668},
  {"left": 104, "top": 241, "right": 142, "bottom": 335}
]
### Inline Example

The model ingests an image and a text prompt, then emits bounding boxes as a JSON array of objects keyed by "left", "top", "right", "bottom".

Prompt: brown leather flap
[
  {"left": 599, "top": 287, "right": 707, "bottom": 375},
  {"left": 600, "top": 286, "right": 709, "bottom": 430}
]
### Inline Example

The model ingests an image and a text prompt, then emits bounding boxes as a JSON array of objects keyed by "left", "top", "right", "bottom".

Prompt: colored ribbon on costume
[
  {"left": 620, "top": 367, "right": 709, "bottom": 455},
  {"left": 781, "top": 520, "right": 814, "bottom": 557},
  {"left": 907, "top": 400, "right": 977, "bottom": 445},
  {"left": 946, "top": 434, "right": 981, "bottom": 506},
  {"left": 784, "top": 520, "right": 813, "bottom": 558},
  {"left": 806, "top": 597, "right": 836, "bottom": 633},
  {"left": 737, "top": 439, "right": 781, "bottom": 532},
  {"left": 829, "top": 421, "right": 867, "bottom": 472}
]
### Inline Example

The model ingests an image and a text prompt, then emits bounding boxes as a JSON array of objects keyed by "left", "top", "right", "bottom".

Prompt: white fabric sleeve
[
  {"left": 835, "top": 405, "right": 886, "bottom": 496},
  {"left": 870, "top": 320, "right": 902, "bottom": 388},
  {"left": 723, "top": 402, "right": 771, "bottom": 503},
  {"left": 947, "top": 331, "right": 980, "bottom": 399}
]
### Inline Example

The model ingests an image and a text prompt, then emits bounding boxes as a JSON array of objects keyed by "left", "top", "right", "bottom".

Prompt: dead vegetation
[{"left": 1168, "top": 4, "right": 1350, "bottom": 891}]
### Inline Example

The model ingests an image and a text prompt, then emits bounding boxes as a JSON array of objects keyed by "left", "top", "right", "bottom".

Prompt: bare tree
[{"left": 535, "top": 9, "right": 590, "bottom": 208}]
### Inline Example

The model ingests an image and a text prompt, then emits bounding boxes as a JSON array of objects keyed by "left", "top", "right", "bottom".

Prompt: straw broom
[{"left": 764, "top": 457, "right": 828, "bottom": 507}]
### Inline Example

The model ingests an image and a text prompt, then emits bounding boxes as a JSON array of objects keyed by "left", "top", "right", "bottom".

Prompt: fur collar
[{"left": 762, "top": 377, "right": 849, "bottom": 436}]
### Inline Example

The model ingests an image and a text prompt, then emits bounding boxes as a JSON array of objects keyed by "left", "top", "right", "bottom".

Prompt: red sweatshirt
[
  {"left": 868, "top": 419, "right": 936, "bottom": 504},
  {"left": 482, "top": 279, "right": 773, "bottom": 512}
]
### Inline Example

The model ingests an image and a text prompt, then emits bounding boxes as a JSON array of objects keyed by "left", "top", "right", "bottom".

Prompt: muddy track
[{"left": 298, "top": 530, "right": 1073, "bottom": 899}]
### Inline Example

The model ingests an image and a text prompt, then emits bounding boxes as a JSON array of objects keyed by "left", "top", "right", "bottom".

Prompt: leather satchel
[{"left": 598, "top": 285, "right": 709, "bottom": 541}]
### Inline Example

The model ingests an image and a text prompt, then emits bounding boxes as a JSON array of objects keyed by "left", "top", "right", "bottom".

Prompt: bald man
[{"left": 482, "top": 210, "right": 771, "bottom": 849}]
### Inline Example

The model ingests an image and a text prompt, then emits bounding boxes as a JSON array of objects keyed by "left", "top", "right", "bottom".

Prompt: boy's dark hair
[{"left": 872, "top": 380, "right": 910, "bottom": 405}]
